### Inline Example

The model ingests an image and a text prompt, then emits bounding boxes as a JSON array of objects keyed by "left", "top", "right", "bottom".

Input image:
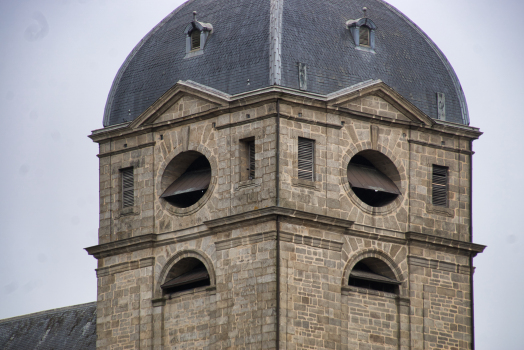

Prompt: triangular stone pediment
[
  {"left": 338, "top": 95, "right": 412, "bottom": 122},
  {"left": 148, "top": 95, "right": 220, "bottom": 125},
  {"left": 327, "top": 80, "right": 434, "bottom": 126},
  {"left": 129, "top": 81, "right": 230, "bottom": 129}
]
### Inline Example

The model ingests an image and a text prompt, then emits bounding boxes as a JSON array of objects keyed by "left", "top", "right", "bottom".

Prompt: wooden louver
[
  {"left": 191, "top": 30, "right": 200, "bottom": 50},
  {"left": 359, "top": 26, "right": 370, "bottom": 46},
  {"left": 298, "top": 138, "right": 314, "bottom": 181},
  {"left": 248, "top": 141, "right": 255, "bottom": 179},
  {"left": 432, "top": 165, "right": 448, "bottom": 207},
  {"left": 122, "top": 168, "right": 134, "bottom": 208}
]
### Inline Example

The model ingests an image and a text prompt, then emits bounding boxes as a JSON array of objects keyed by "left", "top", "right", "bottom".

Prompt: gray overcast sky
[{"left": 0, "top": 0, "right": 523, "bottom": 349}]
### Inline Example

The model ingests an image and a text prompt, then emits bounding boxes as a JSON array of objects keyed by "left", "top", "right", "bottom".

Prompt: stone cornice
[
  {"left": 408, "top": 255, "right": 471, "bottom": 275},
  {"left": 97, "top": 142, "right": 156, "bottom": 158},
  {"left": 405, "top": 232, "right": 486, "bottom": 256},
  {"left": 204, "top": 207, "right": 355, "bottom": 234},
  {"left": 215, "top": 231, "right": 277, "bottom": 251},
  {"left": 90, "top": 81, "right": 482, "bottom": 144},
  {"left": 408, "top": 139, "right": 473, "bottom": 155},
  {"left": 85, "top": 234, "right": 156, "bottom": 259},
  {"left": 345, "top": 229, "right": 486, "bottom": 256},
  {"left": 96, "top": 257, "right": 154, "bottom": 277},
  {"left": 85, "top": 211, "right": 484, "bottom": 259},
  {"left": 86, "top": 207, "right": 354, "bottom": 259},
  {"left": 85, "top": 230, "right": 215, "bottom": 259},
  {"left": 280, "top": 231, "right": 343, "bottom": 252}
]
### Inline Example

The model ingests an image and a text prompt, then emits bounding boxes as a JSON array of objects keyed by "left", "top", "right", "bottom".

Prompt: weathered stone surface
[{"left": 88, "top": 82, "right": 483, "bottom": 350}]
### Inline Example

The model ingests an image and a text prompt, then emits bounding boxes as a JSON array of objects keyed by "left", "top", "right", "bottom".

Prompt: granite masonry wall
[{"left": 88, "top": 87, "right": 482, "bottom": 350}]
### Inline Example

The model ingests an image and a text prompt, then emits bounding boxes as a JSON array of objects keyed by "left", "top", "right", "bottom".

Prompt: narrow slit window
[
  {"left": 122, "top": 168, "right": 134, "bottom": 208},
  {"left": 359, "top": 26, "right": 370, "bottom": 46},
  {"left": 298, "top": 137, "right": 315, "bottom": 181},
  {"left": 248, "top": 141, "right": 255, "bottom": 180},
  {"left": 432, "top": 165, "right": 448, "bottom": 207},
  {"left": 191, "top": 30, "right": 201, "bottom": 51}
]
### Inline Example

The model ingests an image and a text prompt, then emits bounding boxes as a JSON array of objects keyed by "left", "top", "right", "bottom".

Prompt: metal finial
[
  {"left": 193, "top": 11, "right": 197, "bottom": 21},
  {"left": 362, "top": 7, "right": 368, "bottom": 17}
]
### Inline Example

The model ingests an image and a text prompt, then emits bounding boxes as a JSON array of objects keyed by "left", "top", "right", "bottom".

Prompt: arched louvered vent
[
  {"left": 161, "top": 258, "right": 211, "bottom": 295},
  {"left": 349, "top": 258, "right": 400, "bottom": 294}
]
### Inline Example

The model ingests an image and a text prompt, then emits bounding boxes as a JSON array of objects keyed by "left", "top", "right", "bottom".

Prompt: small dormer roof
[{"left": 346, "top": 18, "right": 377, "bottom": 30}]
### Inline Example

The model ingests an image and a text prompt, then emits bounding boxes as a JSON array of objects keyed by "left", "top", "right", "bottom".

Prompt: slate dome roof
[{"left": 103, "top": 0, "right": 469, "bottom": 126}]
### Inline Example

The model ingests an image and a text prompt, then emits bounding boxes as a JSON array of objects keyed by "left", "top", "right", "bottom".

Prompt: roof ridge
[
  {"left": 269, "top": 0, "right": 284, "bottom": 86},
  {"left": 0, "top": 302, "right": 96, "bottom": 324}
]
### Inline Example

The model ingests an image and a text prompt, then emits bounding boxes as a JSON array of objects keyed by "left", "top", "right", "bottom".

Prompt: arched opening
[
  {"left": 160, "top": 151, "right": 211, "bottom": 208},
  {"left": 161, "top": 257, "right": 211, "bottom": 295},
  {"left": 347, "top": 150, "right": 401, "bottom": 207},
  {"left": 348, "top": 258, "right": 400, "bottom": 294},
  {"left": 359, "top": 26, "right": 370, "bottom": 46}
]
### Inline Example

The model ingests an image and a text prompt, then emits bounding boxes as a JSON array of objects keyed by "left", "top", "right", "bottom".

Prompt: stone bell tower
[{"left": 86, "top": 1, "right": 485, "bottom": 349}]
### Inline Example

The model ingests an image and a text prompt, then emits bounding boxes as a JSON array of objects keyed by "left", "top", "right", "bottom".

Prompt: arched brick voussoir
[
  {"left": 376, "top": 143, "right": 407, "bottom": 182},
  {"left": 342, "top": 248, "right": 406, "bottom": 293},
  {"left": 154, "top": 249, "right": 216, "bottom": 299}
]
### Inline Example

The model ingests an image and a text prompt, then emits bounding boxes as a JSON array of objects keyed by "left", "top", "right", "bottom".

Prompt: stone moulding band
[
  {"left": 97, "top": 142, "right": 156, "bottom": 158},
  {"left": 408, "top": 255, "right": 471, "bottom": 275},
  {"left": 85, "top": 209, "right": 485, "bottom": 259},
  {"left": 96, "top": 257, "right": 154, "bottom": 277},
  {"left": 215, "top": 231, "right": 277, "bottom": 251},
  {"left": 408, "top": 139, "right": 473, "bottom": 155}
]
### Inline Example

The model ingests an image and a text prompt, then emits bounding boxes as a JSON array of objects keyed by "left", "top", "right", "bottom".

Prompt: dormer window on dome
[
  {"left": 184, "top": 12, "right": 213, "bottom": 58},
  {"left": 346, "top": 18, "right": 377, "bottom": 52}
]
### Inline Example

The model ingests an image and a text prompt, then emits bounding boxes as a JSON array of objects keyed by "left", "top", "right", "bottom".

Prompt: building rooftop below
[{"left": 0, "top": 302, "right": 96, "bottom": 350}]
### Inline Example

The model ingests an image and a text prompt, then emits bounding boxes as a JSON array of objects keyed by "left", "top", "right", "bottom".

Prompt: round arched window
[
  {"left": 161, "top": 257, "right": 210, "bottom": 295},
  {"left": 349, "top": 258, "right": 400, "bottom": 294}
]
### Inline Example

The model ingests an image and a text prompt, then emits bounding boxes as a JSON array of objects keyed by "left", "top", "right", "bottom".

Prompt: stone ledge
[
  {"left": 408, "top": 139, "right": 473, "bottom": 155},
  {"left": 408, "top": 256, "right": 471, "bottom": 275},
  {"left": 204, "top": 207, "right": 355, "bottom": 234},
  {"left": 215, "top": 231, "right": 277, "bottom": 251},
  {"left": 96, "top": 257, "right": 155, "bottom": 277},
  {"left": 85, "top": 234, "right": 156, "bottom": 259},
  {"left": 97, "top": 142, "right": 156, "bottom": 158},
  {"left": 406, "top": 232, "right": 486, "bottom": 256},
  {"left": 346, "top": 228, "right": 406, "bottom": 245},
  {"left": 280, "top": 231, "right": 343, "bottom": 252},
  {"left": 85, "top": 230, "right": 214, "bottom": 259},
  {"left": 215, "top": 113, "right": 277, "bottom": 130},
  {"left": 280, "top": 113, "right": 343, "bottom": 130}
]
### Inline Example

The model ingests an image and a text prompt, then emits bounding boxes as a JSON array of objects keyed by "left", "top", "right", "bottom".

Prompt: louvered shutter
[
  {"left": 298, "top": 138, "right": 315, "bottom": 181},
  {"left": 122, "top": 168, "right": 134, "bottom": 208},
  {"left": 191, "top": 31, "right": 200, "bottom": 50},
  {"left": 432, "top": 165, "right": 448, "bottom": 207},
  {"left": 248, "top": 141, "right": 255, "bottom": 179},
  {"left": 359, "top": 26, "right": 370, "bottom": 46}
]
